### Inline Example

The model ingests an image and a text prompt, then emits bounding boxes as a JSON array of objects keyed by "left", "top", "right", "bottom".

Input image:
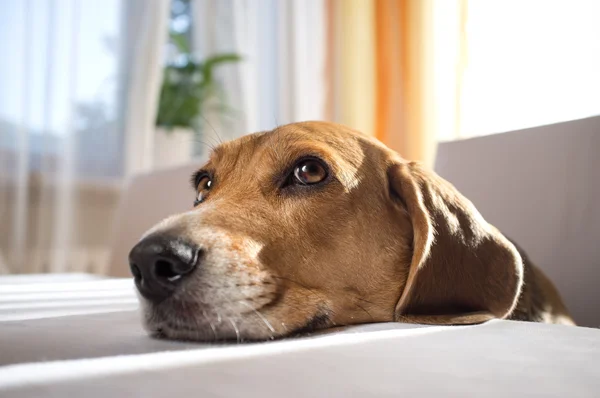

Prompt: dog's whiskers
[
  {"left": 202, "top": 310, "right": 218, "bottom": 340},
  {"left": 200, "top": 114, "right": 223, "bottom": 145},
  {"left": 228, "top": 317, "right": 241, "bottom": 343},
  {"left": 239, "top": 300, "right": 275, "bottom": 339}
]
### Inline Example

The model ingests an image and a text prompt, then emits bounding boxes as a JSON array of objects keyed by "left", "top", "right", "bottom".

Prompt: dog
[{"left": 129, "top": 121, "right": 575, "bottom": 341}]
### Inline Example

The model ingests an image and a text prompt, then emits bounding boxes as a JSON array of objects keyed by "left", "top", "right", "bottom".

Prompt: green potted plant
[{"left": 154, "top": 33, "right": 240, "bottom": 168}]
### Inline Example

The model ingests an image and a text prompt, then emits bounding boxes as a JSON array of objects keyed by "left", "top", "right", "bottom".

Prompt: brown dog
[{"left": 129, "top": 121, "right": 575, "bottom": 341}]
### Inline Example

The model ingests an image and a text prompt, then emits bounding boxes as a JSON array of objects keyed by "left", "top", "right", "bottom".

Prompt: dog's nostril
[
  {"left": 130, "top": 263, "right": 142, "bottom": 281},
  {"left": 155, "top": 259, "right": 179, "bottom": 281},
  {"left": 129, "top": 237, "right": 200, "bottom": 302}
]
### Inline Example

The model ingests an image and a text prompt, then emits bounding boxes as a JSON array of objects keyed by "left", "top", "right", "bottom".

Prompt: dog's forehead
[
  {"left": 211, "top": 122, "right": 368, "bottom": 170},
  {"left": 207, "top": 122, "right": 374, "bottom": 191}
]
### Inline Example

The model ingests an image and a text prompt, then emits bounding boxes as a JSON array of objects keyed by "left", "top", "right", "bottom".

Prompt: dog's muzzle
[{"left": 128, "top": 235, "right": 200, "bottom": 303}]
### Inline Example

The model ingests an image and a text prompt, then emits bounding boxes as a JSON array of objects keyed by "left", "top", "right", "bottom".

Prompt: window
[
  {"left": 0, "top": 1, "right": 122, "bottom": 178},
  {"left": 459, "top": 0, "right": 600, "bottom": 138}
]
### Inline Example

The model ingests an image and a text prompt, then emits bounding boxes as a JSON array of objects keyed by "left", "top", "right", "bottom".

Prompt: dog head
[{"left": 129, "top": 122, "right": 523, "bottom": 341}]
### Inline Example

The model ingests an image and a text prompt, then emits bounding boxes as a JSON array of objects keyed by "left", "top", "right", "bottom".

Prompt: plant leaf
[
  {"left": 156, "top": 52, "right": 242, "bottom": 129},
  {"left": 170, "top": 32, "right": 190, "bottom": 53}
]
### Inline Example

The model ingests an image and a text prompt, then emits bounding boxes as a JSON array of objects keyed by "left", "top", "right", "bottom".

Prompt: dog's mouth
[
  {"left": 141, "top": 293, "right": 334, "bottom": 342},
  {"left": 148, "top": 311, "right": 334, "bottom": 343},
  {"left": 148, "top": 312, "right": 245, "bottom": 342},
  {"left": 141, "top": 292, "right": 280, "bottom": 342}
]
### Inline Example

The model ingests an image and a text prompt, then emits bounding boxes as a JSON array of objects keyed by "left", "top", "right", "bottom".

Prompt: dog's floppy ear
[{"left": 388, "top": 160, "right": 524, "bottom": 325}]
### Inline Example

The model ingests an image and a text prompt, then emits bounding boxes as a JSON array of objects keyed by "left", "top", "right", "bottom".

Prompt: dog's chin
[
  {"left": 143, "top": 316, "right": 267, "bottom": 342},
  {"left": 139, "top": 297, "right": 280, "bottom": 342},
  {"left": 138, "top": 296, "right": 336, "bottom": 343},
  {"left": 146, "top": 319, "right": 219, "bottom": 342}
]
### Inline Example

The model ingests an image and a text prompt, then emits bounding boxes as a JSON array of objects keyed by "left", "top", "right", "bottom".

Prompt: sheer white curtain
[
  {"left": 121, "top": 0, "right": 170, "bottom": 175},
  {"left": 190, "top": 0, "right": 327, "bottom": 152},
  {"left": 0, "top": 0, "right": 169, "bottom": 274}
]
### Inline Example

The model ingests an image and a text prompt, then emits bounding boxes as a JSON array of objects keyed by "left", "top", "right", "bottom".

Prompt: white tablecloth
[{"left": 1, "top": 274, "right": 599, "bottom": 397}]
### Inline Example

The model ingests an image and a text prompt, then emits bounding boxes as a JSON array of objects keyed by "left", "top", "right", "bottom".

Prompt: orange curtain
[
  {"left": 375, "top": 0, "right": 436, "bottom": 167},
  {"left": 325, "top": 0, "right": 376, "bottom": 136},
  {"left": 326, "top": 0, "right": 437, "bottom": 167}
]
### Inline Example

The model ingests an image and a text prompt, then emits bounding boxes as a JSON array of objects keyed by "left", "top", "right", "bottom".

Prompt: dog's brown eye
[
  {"left": 198, "top": 176, "right": 212, "bottom": 191},
  {"left": 195, "top": 176, "right": 212, "bottom": 205},
  {"left": 293, "top": 159, "right": 327, "bottom": 185}
]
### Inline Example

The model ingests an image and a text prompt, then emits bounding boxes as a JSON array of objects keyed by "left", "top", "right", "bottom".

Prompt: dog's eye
[
  {"left": 293, "top": 159, "right": 328, "bottom": 185},
  {"left": 194, "top": 176, "right": 212, "bottom": 206}
]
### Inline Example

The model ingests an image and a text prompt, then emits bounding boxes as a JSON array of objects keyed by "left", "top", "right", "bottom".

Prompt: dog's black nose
[{"left": 128, "top": 235, "right": 200, "bottom": 302}]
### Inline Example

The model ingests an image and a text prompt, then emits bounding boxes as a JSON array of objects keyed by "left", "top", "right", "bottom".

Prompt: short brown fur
[{"left": 135, "top": 121, "right": 574, "bottom": 341}]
